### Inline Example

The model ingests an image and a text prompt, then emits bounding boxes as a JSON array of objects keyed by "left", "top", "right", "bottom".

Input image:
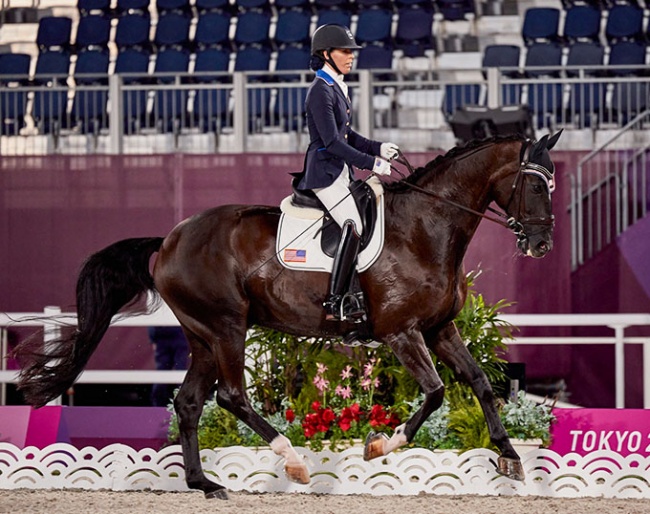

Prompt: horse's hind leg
[
  {"left": 173, "top": 334, "right": 228, "bottom": 499},
  {"left": 212, "top": 323, "right": 310, "bottom": 485},
  {"left": 428, "top": 322, "right": 524, "bottom": 481}
]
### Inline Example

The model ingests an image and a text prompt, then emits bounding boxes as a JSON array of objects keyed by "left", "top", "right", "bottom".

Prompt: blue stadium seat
[
  {"left": 115, "top": 48, "right": 151, "bottom": 132},
  {"left": 436, "top": 0, "right": 476, "bottom": 21},
  {"left": 32, "top": 50, "right": 71, "bottom": 134},
  {"left": 237, "top": 0, "right": 272, "bottom": 10},
  {"left": 116, "top": 0, "right": 150, "bottom": 14},
  {"left": 316, "top": 8, "right": 352, "bottom": 27},
  {"left": 565, "top": 42, "right": 606, "bottom": 128},
  {"left": 611, "top": 81, "right": 649, "bottom": 124},
  {"left": 521, "top": 7, "right": 560, "bottom": 46},
  {"left": 234, "top": 46, "right": 272, "bottom": 131},
  {"left": 233, "top": 10, "right": 272, "bottom": 49},
  {"left": 36, "top": 16, "right": 72, "bottom": 51},
  {"left": 71, "top": 49, "right": 110, "bottom": 134},
  {"left": 442, "top": 83, "right": 481, "bottom": 120},
  {"left": 395, "top": 0, "right": 434, "bottom": 9},
  {"left": 482, "top": 44, "right": 520, "bottom": 73},
  {"left": 274, "top": 85, "right": 307, "bottom": 131},
  {"left": 193, "top": 47, "right": 232, "bottom": 133},
  {"left": 195, "top": 10, "right": 233, "bottom": 49},
  {"left": 355, "top": 7, "right": 393, "bottom": 46},
  {"left": 75, "top": 14, "right": 111, "bottom": 50},
  {"left": 152, "top": 48, "right": 191, "bottom": 133},
  {"left": 0, "top": 53, "right": 31, "bottom": 135},
  {"left": 527, "top": 82, "right": 564, "bottom": 129},
  {"left": 524, "top": 43, "right": 562, "bottom": 77},
  {"left": 275, "top": 44, "right": 310, "bottom": 80},
  {"left": 356, "top": 43, "right": 394, "bottom": 70},
  {"left": 195, "top": 0, "right": 233, "bottom": 12},
  {"left": 608, "top": 40, "right": 646, "bottom": 76},
  {"left": 274, "top": 8, "right": 312, "bottom": 47},
  {"left": 153, "top": 11, "right": 191, "bottom": 49},
  {"left": 194, "top": 47, "right": 231, "bottom": 79},
  {"left": 156, "top": 0, "right": 191, "bottom": 14},
  {"left": 78, "top": 0, "right": 112, "bottom": 16},
  {"left": 563, "top": 5, "right": 601, "bottom": 45},
  {"left": 275, "top": 0, "right": 312, "bottom": 8},
  {"left": 395, "top": 6, "right": 435, "bottom": 57},
  {"left": 313, "top": 0, "right": 352, "bottom": 10},
  {"left": 115, "top": 13, "right": 152, "bottom": 50},
  {"left": 605, "top": 4, "right": 644, "bottom": 43}
]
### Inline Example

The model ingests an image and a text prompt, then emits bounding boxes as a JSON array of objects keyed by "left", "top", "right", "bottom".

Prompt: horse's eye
[{"left": 532, "top": 184, "right": 543, "bottom": 194}]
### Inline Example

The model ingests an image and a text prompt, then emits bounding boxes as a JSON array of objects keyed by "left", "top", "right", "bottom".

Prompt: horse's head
[{"left": 499, "top": 130, "right": 562, "bottom": 258}]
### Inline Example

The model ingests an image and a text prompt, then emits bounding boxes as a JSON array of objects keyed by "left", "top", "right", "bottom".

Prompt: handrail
[{"left": 1, "top": 309, "right": 649, "bottom": 408}]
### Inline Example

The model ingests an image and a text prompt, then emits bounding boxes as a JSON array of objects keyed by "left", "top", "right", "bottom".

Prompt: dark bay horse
[{"left": 15, "top": 131, "right": 561, "bottom": 499}]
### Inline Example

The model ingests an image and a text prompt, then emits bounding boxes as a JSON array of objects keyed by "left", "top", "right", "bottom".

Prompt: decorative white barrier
[{"left": 1, "top": 443, "right": 649, "bottom": 498}]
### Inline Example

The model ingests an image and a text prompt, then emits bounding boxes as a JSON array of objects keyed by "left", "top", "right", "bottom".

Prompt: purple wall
[{"left": 1, "top": 151, "right": 648, "bottom": 407}]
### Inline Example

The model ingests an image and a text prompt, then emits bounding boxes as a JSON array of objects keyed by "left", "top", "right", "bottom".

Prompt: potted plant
[{"left": 500, "top": 390, "right": 556, "bottom": 453}]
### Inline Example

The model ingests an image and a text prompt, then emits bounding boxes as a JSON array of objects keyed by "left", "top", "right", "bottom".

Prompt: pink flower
[
  {"left": 335, "top": 385, "right": 352, "bottom": 399},
  {"left": 361, "top": 378, "right": 372, "bottom": 391},
  {"left": 316, "top": 363, "right": 328, "bottom": 375},
  {"left": 340, "top": 365, "right": 353, "bottom": 380},
  {"left": 313, "top": 375, "right": 330, "bottom": 392}
]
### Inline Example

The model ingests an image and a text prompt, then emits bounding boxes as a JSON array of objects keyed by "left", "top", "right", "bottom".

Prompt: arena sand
[{"left": 2, "top": 490, "right": 650, "bottom": 514}]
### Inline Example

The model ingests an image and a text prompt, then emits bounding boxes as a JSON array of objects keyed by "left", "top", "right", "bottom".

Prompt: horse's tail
[{"left": 15, "top": 237, "right": 164, "bottom": 407}]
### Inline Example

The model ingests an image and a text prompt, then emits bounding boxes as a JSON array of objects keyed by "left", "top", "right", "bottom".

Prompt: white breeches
[{"left": 314, "top": 165, "right": 363, "bottom": 236}]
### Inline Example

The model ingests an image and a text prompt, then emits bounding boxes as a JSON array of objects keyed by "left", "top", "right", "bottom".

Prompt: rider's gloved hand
[
  {"left": 373, "top": 157, "right": 392, "bottom": 176},
  {"left": 380, "top": 142, "right": 399, "bottom": 161}
]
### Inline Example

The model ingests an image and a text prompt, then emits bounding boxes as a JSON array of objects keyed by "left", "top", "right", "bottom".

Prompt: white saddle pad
[{"left": 276, "top": 180, "right": 385, "bottom": 273}]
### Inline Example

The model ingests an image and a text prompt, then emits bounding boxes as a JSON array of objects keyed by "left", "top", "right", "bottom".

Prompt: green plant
[{"left": 500, "top": 390, "right": 556, "bottom": 446}]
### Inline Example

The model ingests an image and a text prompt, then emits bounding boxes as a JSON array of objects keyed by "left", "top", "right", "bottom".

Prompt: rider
[{"left": 296, "top": 24, "right": 399, "bottom": 322}]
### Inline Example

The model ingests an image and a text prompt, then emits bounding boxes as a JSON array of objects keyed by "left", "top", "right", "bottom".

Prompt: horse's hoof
[
  {"left": 205, "top": 488, "right": 229, "bottom": 500},
  {"left": 285, "top": 463, "right": 311, "bottom": 484},
  {"left": 363, "top": 432, "right": 388, "bottom": 461},
  {"left": 497, "top": 456, "right": 525, "bottom": 481}
]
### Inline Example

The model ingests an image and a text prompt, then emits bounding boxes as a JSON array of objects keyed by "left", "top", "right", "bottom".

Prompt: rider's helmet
[{"left": 311, "top": 24, "right": 362, "bottom": 56}]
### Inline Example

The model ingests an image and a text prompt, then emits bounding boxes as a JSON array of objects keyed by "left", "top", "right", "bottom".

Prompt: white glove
[
  {"left": 373, "top": 157, "right": 392, "bottom": 176},
  {"left": 380, "top": 142, "right": 399, "bottom": 161}
]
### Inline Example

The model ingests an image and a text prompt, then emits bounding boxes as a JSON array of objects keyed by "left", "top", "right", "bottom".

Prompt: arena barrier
[{"left": 1, "top": 442, "right": 649, "bottom": 498}]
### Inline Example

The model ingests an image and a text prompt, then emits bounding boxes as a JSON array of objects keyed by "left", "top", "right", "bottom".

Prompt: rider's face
[{"left": 326, "top": 48, "right": 355, "bottom": 74}]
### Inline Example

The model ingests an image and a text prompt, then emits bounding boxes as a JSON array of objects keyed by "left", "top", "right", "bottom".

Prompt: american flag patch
[{"left": 284, "top": 249, "right": 307, "bottom": 262}]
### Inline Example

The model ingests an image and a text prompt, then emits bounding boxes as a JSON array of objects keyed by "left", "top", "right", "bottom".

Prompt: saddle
[{"left": 289, "top": 175, "right": 378, "bottom": 257}]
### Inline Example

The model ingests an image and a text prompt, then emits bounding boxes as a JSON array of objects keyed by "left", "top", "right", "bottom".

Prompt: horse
[{"left": 14, "top": 131, "right": 562, "bottom": 500}]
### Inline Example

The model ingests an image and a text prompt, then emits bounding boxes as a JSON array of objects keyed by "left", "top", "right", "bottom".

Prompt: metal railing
[
  {"left": 1, "top": 308, "right": 650, "bottom": 408},
  {"left": 3, "top": 64, "right": 650, "bottom": 155},
  {"left": 569, "top": 109, "right": 650, "bottom": 269}
]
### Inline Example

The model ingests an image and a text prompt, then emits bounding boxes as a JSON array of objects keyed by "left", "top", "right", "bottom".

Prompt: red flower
[{"left": 285, "top": 409, "right": 295, "bottom": 423}]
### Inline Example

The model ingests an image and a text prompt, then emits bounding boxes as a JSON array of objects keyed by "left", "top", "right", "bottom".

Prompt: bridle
[{"left": 390, "top": 141, "right": 555, "bottom": 243}]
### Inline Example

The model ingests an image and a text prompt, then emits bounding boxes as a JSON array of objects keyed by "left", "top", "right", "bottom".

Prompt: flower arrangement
[
  {"left": 284, "top": 360, "right": 403, "bottom": 451},
  {"left": 500, "top": 390, "right": 556, "bottom": 446}
]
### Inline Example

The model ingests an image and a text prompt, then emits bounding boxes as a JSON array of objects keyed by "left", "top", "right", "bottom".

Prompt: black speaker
[{"left": 449, "top": 105, "right": 535, "bottom": 144}]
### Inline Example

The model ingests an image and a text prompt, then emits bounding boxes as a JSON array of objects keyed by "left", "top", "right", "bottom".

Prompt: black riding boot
[{"left": 324, "top": 221, "right": 366, "bottom": 322}]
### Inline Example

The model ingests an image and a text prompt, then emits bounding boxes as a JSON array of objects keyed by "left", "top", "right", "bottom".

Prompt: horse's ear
[
  {"left": 546, "top": 129, "right": 563, "bottom": 151},
  {"left": 533, "top": 134, "right": 549, "bottom": 157}
]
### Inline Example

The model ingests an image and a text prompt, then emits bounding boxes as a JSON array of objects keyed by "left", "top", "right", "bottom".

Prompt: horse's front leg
[
  {"left": 364, "top": 330, "right": 445, "bottom": 460},
  {"left": 428, "top": 322, "right": 524, "bottom": 481}
]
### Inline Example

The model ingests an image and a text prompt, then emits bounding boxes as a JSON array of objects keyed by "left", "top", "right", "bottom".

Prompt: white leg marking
[{"left": 383, "top": 423, "right": 408, "bottom": 454}]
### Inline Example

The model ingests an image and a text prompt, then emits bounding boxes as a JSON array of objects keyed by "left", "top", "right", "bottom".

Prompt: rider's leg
[{"left": 314, "top": 166, "right": 365, "bottom": 321}]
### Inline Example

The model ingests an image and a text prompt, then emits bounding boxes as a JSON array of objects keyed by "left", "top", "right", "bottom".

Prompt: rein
[{"left": 390, "top": 149, "right": 518, "bottom": 232}]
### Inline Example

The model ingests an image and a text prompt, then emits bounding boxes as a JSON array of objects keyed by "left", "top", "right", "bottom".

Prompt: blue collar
[{"left": 316, "top": 69, "right": 335, "bottom": 86}]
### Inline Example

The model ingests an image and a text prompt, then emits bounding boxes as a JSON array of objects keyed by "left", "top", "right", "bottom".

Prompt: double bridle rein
[{"left": 390, "top": 142, "right": 555, "bottom": 242}]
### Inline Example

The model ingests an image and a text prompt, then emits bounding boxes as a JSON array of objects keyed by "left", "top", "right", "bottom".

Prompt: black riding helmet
[{"left": 310, "top": 24, "right": 361, "bottom": 73}]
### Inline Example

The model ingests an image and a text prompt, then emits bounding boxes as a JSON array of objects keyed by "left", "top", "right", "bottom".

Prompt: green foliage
[{"left": 500, "top": 390, "right": 556, "bottom": 445}]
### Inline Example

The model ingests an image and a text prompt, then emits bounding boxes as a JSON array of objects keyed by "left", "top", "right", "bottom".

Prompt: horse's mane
[{"left": 384, "top": 133, "right": 525, "bottom": 192}]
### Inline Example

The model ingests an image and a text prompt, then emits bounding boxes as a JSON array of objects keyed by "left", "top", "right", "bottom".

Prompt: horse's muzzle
[{"left": 518, "top": 234, "right": 553, "bottom": 258}]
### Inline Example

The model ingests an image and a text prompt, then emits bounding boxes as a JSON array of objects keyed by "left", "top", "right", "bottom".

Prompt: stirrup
[{"left": 324, "top": 292, "right": 366, "bottom": 322}]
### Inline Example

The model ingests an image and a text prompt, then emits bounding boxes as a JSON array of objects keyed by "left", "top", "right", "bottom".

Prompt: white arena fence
[
  {"left": 1, "top": 309, "right": 650, "bottom": 408},
  {"left": 1, "top": 442, "right": 650, "bottom": 498}
]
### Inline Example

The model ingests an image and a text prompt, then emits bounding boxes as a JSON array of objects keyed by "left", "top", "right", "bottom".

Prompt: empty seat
[
  {"left": 36, "top": 16, "right": 72, "bottom": 51},
  {"left": 237, "top": 0, "right": 272, "bottom": 10},
  {"left": 611, "top": 81, "right": 649, "bottom": 124},
  {"left": 32, "top": 50, "right": 72, "bottom": 134},
  {"left": 395, "top": 6, "right": 435, "bottom": 57},
  {"left": 482, "top": 44, "right": 520, "bottom": 73},
  {"left": 116, "top": 0, "right": 150, "bottom": 14},
  {"left": 316, "top": 8, "right": 352, "bottom": 27},
  {"left": 527, "top": 82, "right": 564, "bottom": 129},
  {"left": 524, "top": 43, "right": 562, "bottom": 77},
  {"left": 436, "top": 0, "right": 476, "bottom": 22},
  {"left": 78, "top": 0, "right": 112, "bottom": 16},
  {"left": 0, "top": 53, "right": 31, "bottom": 135},
  {"left": 195, "top": 10, "right": 233, "bottom": 49},
  {"left": 563, "top": 5, "right": 601, "bottom": 45},
  {"left": 355, "top": 7, "right": 393, "bottom": 46},
  {"left": 275, "top": 0, "right": 312, "bottom": 8},
  {"left": 521, "top": 7, "right": 560, "bottom": 46},
  {"left": 153, "top": 11, "right": 192, "bottom": 49},
  {"left": 115, "top": 13, "right": 152, "bottom": 50},
  {"left": 234, "top": 46, "right": 272, "bottom": 131},
  {"left": 274, "top": 8, "right": 312, "bottom": 47},
  {"left": 71, "top": 49, "right": 110, "bottom": 134},
  {"left": 152, "top": 48, "right": 191, "bottom": 133},
  {"left": 565, "top": 42, "right": 606, "bottom": 127},
  {"left": 605, "top": 4, "right": 644, "bottom": 43},
  {"left": 115, "top": 48, "right": 151, "bottom": 133},
  {"left": 75, "top": 14, "right": 111, "bottom": 50},
  {"left": 608, "top": 40, "right": 647, "bottom": 76},
  {"left": 275, "top": 44, "right": 310, "bottom": 80},
  {"left": 233, "top": 10, "right": 272, "bottom": 48},
  {"left": 193, "top": 47, "right": 232, "bottom": 133},
  {"left": 356, "top": 43, "right": 394, "bottom": 70},
  {"left": 156, "top": 0, "right": 191, "bottom": 14},
  {"left": 195, "top": 0, "right": 233, "bottom": 12}
]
